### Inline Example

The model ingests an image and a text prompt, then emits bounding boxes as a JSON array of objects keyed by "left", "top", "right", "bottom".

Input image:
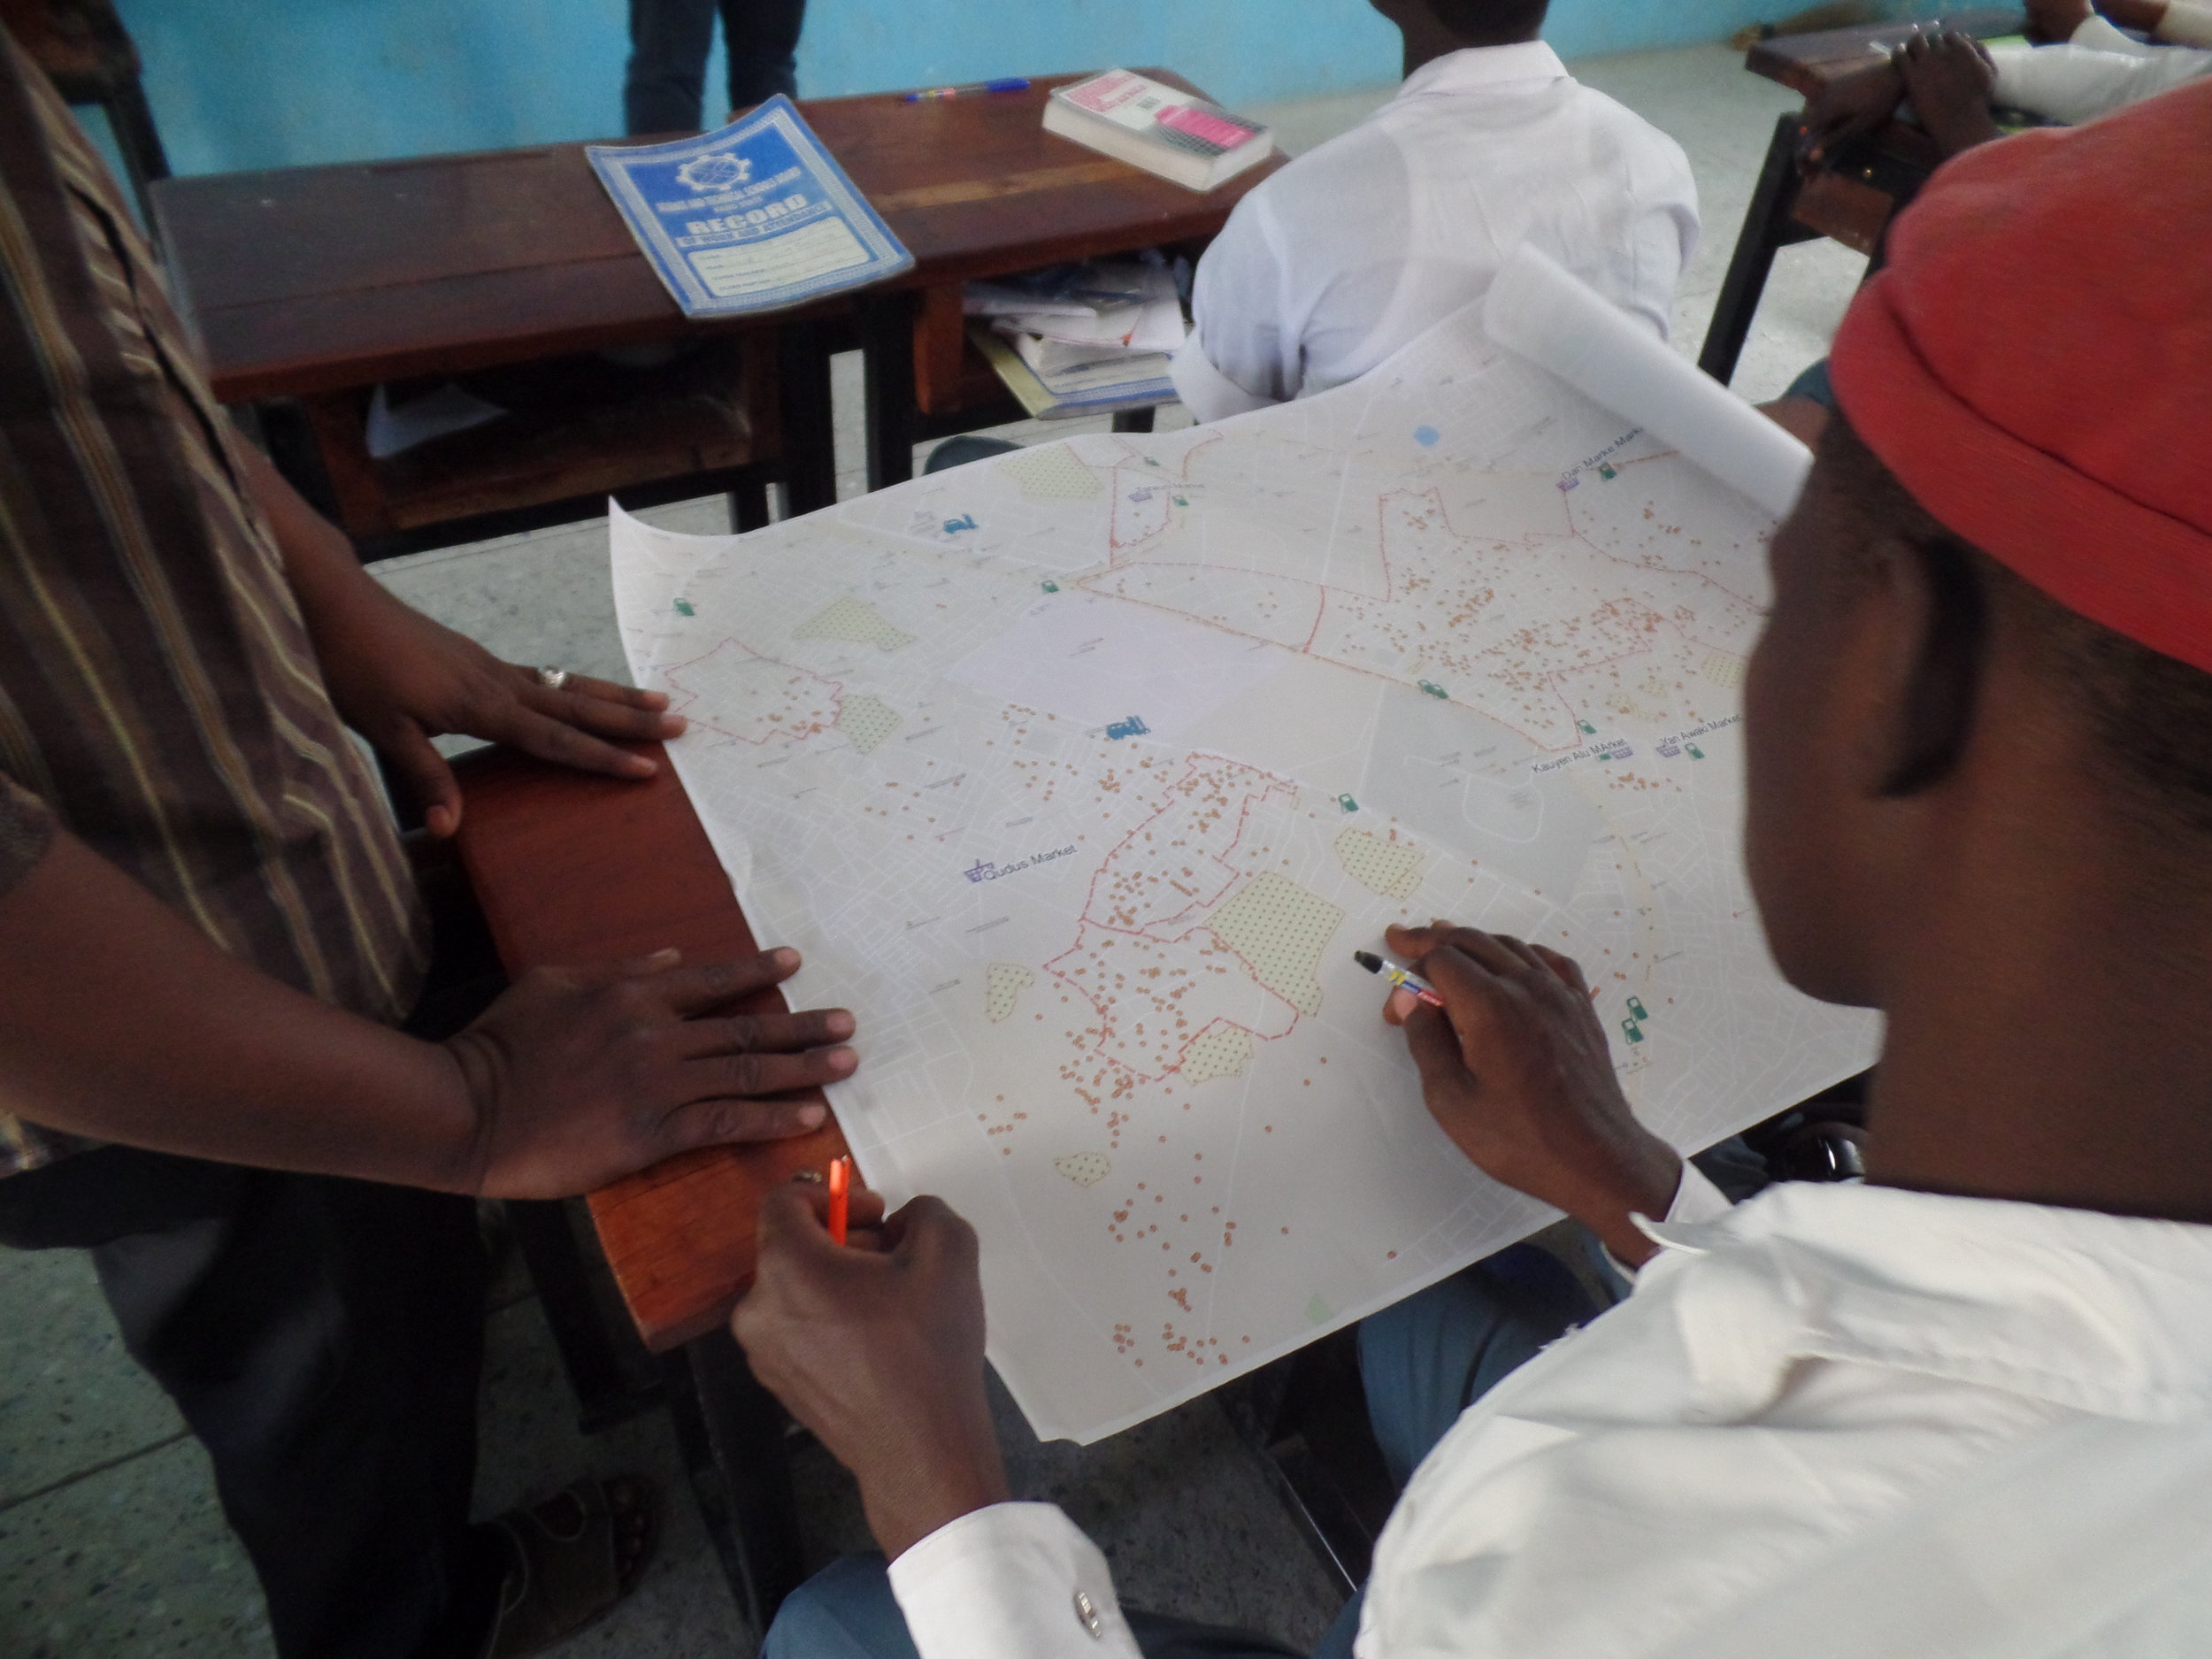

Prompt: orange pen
[{"left": 827, "top": 1155, "right": 852, "bottom": 1247}]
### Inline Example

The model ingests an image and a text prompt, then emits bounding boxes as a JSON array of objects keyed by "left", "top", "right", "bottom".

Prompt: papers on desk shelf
[
  {"left": 994, "top": 258, "right": 1187, "bottom": 365},
  {"left": 365, "top": 381, "right": 506, "bottom": 459},
  {"left": 588, "top": 96, "right": 913, "bottom": 318},
  {"left": 967, "top": 257, "right": 1187, "bottom": 418}
]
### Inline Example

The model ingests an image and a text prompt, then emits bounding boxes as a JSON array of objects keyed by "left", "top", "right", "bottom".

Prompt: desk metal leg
[
  {"left": 1697, "top": 112, "right": 1816, "bottom": 387},
  {"left": 660, "top": 1328, "right": 806, "bottom": 1635},
  {"left": 776, "top": 320, "right": 839, "bottom": 515},
  {"left": 91, "top": 82, "right": 172, "bottom": 236},
  {"left": 504, "top": 1199, "right": 664, "bottom": 1434},
  {"left": 728, "top": 472, "right": 772, "bottom": 532},
  {"left": 860, "top": 293, "right": 920, "bottom": 494}
]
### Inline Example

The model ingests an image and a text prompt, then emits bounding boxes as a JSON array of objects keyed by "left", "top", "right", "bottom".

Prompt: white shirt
[
  {"left": 1989, "top": 14, "right": 2212, "bottom": 126},
  {"left": 1170, "top": 43, "right": 1699, "bottom": 424},
  {"left": 889, "top": 1176, "right": 2212, "bottom": 1657}
]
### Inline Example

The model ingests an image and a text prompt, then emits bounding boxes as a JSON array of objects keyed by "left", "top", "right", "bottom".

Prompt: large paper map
[{"left": 611, "top": 303, "right": 1879, "bottom": 1442}]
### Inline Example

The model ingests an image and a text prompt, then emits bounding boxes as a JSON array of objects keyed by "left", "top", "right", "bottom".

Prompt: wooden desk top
[
  {"left": 452, "top": 745, "right": 846, "bottom": 1351},
  {"left": 153, "top": 69, "right": 1281, "bottom": 404},
  {"left": 1746, "top": 7, "right": 2026, "bottom": 96}
]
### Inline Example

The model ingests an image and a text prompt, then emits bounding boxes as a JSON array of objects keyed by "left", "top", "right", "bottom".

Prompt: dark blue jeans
[
  {"left": 762, "top": 1241, "right": 1599, "bottom": 1658},
  {"left": 624, "top": 0, "right": 806, "bottom": 135}
]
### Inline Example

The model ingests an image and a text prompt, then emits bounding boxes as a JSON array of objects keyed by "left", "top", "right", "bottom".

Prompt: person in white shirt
[
  {"left": 1999, "top": 0, "right": 2212, "bottom": 115},
  {"left": 732, "top": 83, "right": 2212, "bottom": 1659},
  {"left": 1169, "top": 0, "right": 1698, "bottom": 425}
]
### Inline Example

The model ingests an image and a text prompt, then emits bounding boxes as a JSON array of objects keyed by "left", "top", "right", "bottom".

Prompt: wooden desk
[
  {"left": 453, "top": 744, "right": 843, "bottom": 1350},
  {"left": 152, "top": 139, "right": 833, "bottom": 536},
  {"left": 824, "top": 69, "right": 1283, "bottom": 489},
  {"left": 1698, "top": 8, "right": 2024, "bottom": 384},
  {"left": 1746, "top": 7, "right": 2027, "bottom": 98},
  {"left": 151, "top": 68, "right": 1279, "bottom": 532}
]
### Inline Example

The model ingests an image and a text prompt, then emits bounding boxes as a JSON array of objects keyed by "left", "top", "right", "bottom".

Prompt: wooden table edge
[{"left": 450, "top": 744, "right": 849, "bottom": 1352}]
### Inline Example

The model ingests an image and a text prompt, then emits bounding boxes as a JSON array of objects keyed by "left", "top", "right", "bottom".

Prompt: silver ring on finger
[{"left": 535, "top": 665, "right": 570, "bottom": 691}]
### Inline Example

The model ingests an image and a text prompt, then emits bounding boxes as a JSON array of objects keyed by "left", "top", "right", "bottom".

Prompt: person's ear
[{"left": 1845, "top": 532, "right": 1991, "bottom": 801}]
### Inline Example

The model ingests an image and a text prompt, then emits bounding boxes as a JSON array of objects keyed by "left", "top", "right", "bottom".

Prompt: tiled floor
[{"left": 0, "top": 42, "right": 1870, "bottom": 1659}]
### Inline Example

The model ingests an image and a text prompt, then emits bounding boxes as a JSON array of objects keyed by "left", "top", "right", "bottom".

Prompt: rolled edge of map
[{"left": 1482, "top": 242, "right": 1814, "bottom": 520}]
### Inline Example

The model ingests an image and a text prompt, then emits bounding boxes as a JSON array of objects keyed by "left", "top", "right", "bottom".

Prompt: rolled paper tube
[{"left": 1482, "top": 242, "right": 1815, "bottom": 519}]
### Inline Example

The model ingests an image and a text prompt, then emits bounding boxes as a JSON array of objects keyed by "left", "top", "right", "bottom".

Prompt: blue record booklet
[{"left": 588, "top": 96, "right": 914, "bottom": 318}]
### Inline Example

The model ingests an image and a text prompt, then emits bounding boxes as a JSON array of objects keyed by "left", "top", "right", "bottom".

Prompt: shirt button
[{"left": 1073, "top": 1587, "right": 1104, "bottom": 1639}]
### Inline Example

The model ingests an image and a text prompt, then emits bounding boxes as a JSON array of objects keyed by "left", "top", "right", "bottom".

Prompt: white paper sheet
[
  {"left": 611, "top": 296, "right": 1878, "bottom": 1443},
  {"left": 1482, "top": 242, "right": 1816, "bottom": 519}
]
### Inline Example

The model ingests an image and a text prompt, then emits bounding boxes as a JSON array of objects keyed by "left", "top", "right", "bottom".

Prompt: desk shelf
[{"left": 300, "top": 334, "right": 775, "bottom": 541}]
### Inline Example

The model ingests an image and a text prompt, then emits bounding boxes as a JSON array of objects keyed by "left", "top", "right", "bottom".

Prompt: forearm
[
  {"left": 236, "top": 435, "right": 411, "bottom": 655},
  {"left": 1993, "top": 39, "right": 2207, "bottom": 118},
  {"left": 0, "top": 829, "right": 481, "bottom": 1190},
  {"left": 2154, "top": 1, "right": 2212, "bottom": 45},
  {"left": 1558, "top": 1139, "right": 1685, "bottom": 1270},
  {"left": 2093, "top": 0, "right": 2212, "bottom": 41}
]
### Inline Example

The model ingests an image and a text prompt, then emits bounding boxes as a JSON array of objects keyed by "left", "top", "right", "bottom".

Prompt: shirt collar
[
  {"left": 1642, "top": 1181, "right": 2212, "bottom": 1424},
  {"left": 1396, "top": 41, "right": 1569, "bottom": 103}
]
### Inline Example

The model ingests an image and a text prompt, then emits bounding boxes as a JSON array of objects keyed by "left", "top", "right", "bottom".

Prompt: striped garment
[{"left": 0, "top": 32, "right": 429, "bottom": 1174}]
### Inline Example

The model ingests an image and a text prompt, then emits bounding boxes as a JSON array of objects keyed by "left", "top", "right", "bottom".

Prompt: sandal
[{"left": 479, "top": 1475, "right": 660, "bottom": 1659}]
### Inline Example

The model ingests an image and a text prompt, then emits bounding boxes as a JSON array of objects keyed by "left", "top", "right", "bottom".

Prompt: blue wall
[{"left": 118, "top": 0, "right": 1828, "bottom": 178}]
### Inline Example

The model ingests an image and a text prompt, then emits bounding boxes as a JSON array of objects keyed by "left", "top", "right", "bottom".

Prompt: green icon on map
[
  {"left": 1621, "top": 1018, "right": 1644, "bottom": 1045},
  {"left": 1173, "top": 496, "right": 1188, "bottom": 507},
  {"left": 1627, "top": 996, "right": 1648, "bottom": 1022},
  {"left": 1417, "top": 680, "right": 1449, "bottom": 700},
  {"left": 1041, "top": 580, "right": 1060, "bottom": 594},
  {"left": 1337, "top": 794, "right": 1359, "bottom": 813},
  {"left": 1686, "top": 741, "right": 1705, "bottom": 759},
  {"left": 1597, "top": 463, "right": 1618, "bottom": 480},
  {"left": 1578, "top": 718, "right": 1597, "bottom": 735},
  {"left": 674, "top": 598, "right": 695, "bottom": 617}
]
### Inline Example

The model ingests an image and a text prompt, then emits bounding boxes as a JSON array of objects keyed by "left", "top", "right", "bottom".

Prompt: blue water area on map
[{"left": 1414, "top": 426, "right": 1441, "bottom": 448}]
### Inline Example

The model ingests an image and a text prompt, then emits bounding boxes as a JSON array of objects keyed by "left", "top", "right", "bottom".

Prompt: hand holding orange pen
[{"left": 827, "top": 1155, "right": 853, "bottom": 1247}]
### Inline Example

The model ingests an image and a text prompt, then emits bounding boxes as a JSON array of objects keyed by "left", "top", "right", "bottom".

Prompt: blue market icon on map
[{"left": 588, "top": 96, "right": 913, "bottom": 319}]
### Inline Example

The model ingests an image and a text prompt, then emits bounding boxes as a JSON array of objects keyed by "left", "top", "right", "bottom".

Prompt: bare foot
[{"left": 1900, "top": 31, "right": 2004, "bottom": 157}]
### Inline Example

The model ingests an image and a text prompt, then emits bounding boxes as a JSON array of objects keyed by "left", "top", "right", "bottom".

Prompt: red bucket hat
[{"left": 1830, "top": 81, "right": 2212, "bottom": 673}]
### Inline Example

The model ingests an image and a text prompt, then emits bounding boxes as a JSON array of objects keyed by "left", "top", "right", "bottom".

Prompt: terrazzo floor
[{"left": 2, "top": 41, "right": 1867, "bottom": 1659}]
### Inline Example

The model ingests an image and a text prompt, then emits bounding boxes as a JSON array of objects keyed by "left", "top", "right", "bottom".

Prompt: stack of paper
[{"left": 965, "top": 258, "right": 1184, "bottom": 419}]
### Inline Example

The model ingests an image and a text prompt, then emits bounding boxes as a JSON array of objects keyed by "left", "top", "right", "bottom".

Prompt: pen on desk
[
  {"left": 902, "top": 78, "right": 1032, "bottom": 102},
  {"left": 1352, "top": 949, "right": 1447, "bottom": 1010},
  {"left": 827, "top": 1155, "right": 851, "bottom": 1247}
]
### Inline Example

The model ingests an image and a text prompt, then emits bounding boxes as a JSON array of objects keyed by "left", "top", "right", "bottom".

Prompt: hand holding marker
[{"left": 1353, "top": 949, "right": 1446, "bottom": 1010}]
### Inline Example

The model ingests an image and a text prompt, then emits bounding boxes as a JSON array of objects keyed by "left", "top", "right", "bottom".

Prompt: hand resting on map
[
  {"left": 1384, "top": 921, "right": 1685, "bottom": 1269},
  {"left": 734, "top": 1181, "right": 1013, "bottom": 1560}
]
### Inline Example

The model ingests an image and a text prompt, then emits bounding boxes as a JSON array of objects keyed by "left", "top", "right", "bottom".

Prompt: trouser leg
[
  {"left": 719, "top": 0, "right": 805, "bottom": 108},
  {"left": 1310, "top": 1589, "right": 1363, "bottom": 1659},
  {"left": 759, "top": 1244, "right": 1598, "bottom": 1659},
  {"left": 764, "top": 1552, "right": 1303, "bottom": 1658},
  {"left": 625, "top": 0, "right": 718, "bottom": 133},
  {"left": 0, "top": 1148, "right": 495, "bottom": 1659},
  {"left": 1356, "top": 1241, "right": 1598, "bottom": 1490}
]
